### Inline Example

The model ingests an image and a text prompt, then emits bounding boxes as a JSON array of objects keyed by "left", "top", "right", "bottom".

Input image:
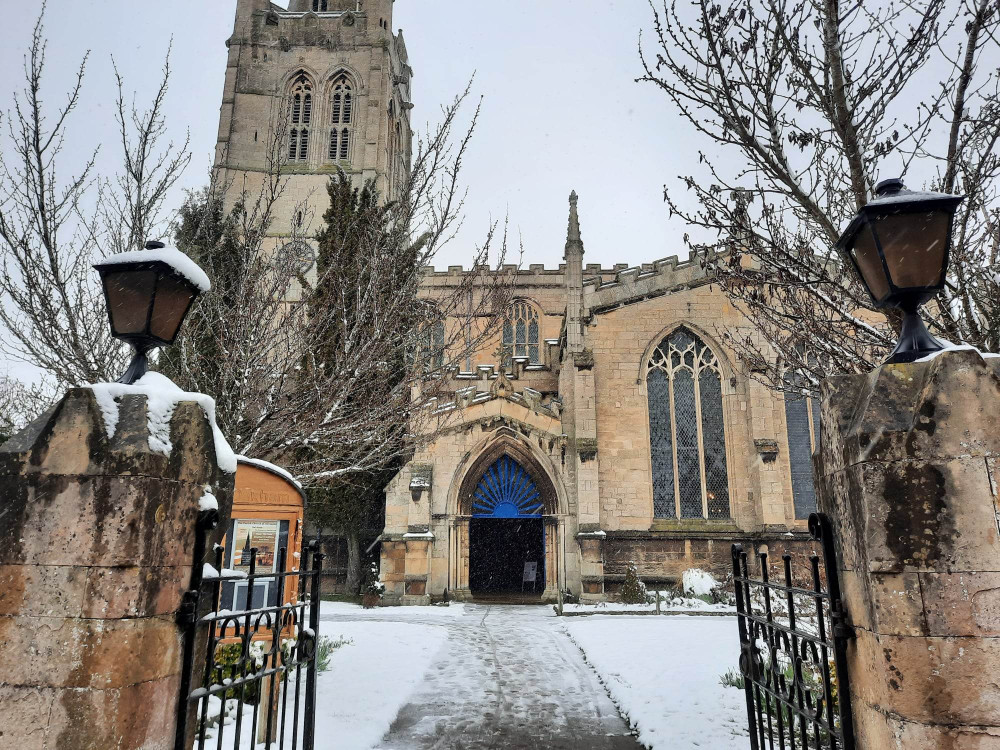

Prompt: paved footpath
[{"left": 323, "top": 604, "right": 642, "bottom": 749}]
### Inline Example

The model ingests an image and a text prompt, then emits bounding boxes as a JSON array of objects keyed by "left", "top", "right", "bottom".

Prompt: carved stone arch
[
  {"left": 449, "top": 429, "right": 566, "bottom": 517},
  {"left": 280, "top": 66, "right": 320, "bottom": 92},
  {"left": 636, "top": 320, "right": 737, "bottom": 392},
  {"left": 321, "top": 64, "right": 365, "bottom": 94}
]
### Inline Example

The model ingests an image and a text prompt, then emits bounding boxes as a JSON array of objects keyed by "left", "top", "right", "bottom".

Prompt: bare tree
[
  {"left": 0, "top": 373, "right": 54, "bottom": 441},
  {"left": 640, "top": 0, "right": 1000, "bottom": 394},
  {"left": 0, "top": 7, "right": 190, "bottom": 387},
  {"left": 163, "top": 85, "right": 514, "bottom": 591},
  {"left": 166, "top": 83, "right": 514, "bottom": 486}
]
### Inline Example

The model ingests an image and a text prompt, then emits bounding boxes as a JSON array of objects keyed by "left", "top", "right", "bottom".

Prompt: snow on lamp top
[{"left": 98, "top": 242, "right": 211, "bottom": 293}]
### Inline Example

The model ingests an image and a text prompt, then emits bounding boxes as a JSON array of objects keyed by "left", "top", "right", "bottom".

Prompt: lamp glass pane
[
  {"left": 873, "top": 210, "right": 951, "bottom": 290},
  {"left": 150, "top": 274, "right": 196, "bottom": 343},
  {"left": 104, "top": 270, "right": 156, "bottom": 335},
  {"left": 849, "top": 224, "right": 890, "bottom": 303}
]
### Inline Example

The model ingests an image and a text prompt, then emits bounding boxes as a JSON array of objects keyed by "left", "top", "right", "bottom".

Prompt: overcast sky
[{"left": 0, "top": 0, "right": 704, "bottom": 274}]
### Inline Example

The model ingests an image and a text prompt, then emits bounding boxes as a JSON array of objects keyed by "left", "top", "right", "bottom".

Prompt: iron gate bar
[
  {"left": 731, "top": 512, "right": 855, "bottom": 750},
  {"left": 175, "top": 511, "right": 324, "bottom": 750}
]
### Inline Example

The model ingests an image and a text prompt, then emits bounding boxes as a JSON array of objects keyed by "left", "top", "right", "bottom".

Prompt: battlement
[{"left": 582, "top": 247, "right": 723, "bottom": 314}]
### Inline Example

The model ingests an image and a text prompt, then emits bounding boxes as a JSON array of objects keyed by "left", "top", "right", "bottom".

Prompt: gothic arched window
[
  {"left": 287, "top": 72, "right": 313, "bottom": 162},
  {"left": 328, "top": 73, "right": 354, "bottom": 163},
  {"left": 415, "top": 319, "right": 445, "bottom": 372},
  {"left": 502, "top": 301, "right": 540, "bottom": 367},
  {"left": 783, "top": 372, "right": 821, "bottom": 520},
  {"left": 646, "top": 328, "right": 731, "bottom": 519},
  {"left": 312, "top": 0, "right": 329, "bottom": 11}
]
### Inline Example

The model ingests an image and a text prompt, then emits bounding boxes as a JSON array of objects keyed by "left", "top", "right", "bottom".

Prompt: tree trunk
[{"left": 345, "top": 530, "right": 361, "bottom": 595}]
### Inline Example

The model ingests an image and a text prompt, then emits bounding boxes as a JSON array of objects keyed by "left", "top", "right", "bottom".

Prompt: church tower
[{"left": 215, "top": 0, "right": 413, "bottom": 248}]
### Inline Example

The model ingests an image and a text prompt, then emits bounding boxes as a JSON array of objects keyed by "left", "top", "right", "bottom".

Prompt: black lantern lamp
[
  {"left": 94, "top": 240, "right": 206, "bottom": 384},
  {"left": 836, "top": 178, "right": 966, "bottom": 364}
]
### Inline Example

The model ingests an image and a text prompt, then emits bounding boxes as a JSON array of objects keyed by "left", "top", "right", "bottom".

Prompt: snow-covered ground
[
  {"left": 564, "top": 615, "right": 749, "bottom": 749},
  {"left": 194, "top": 609, "right": 451, "bottom": 749},
  {"left": 312, "top": 620, "right": 448, "bottom": 749},
  {"left": 195, "top": 602, "right": 749, "bottom": 749}
]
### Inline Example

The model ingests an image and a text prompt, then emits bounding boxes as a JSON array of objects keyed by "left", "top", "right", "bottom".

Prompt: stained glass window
[
  {"left": 783, "top": 372, "right": 822, "bottom": 520},
  {"left": 502, "top": 301, "right": 540, "bottom": 366},
  {"left": 647, "top": 369, "right": 674, "bottom": 517},
  {"left": 646, "top": 328, "right": 731, "bottom": 519}
]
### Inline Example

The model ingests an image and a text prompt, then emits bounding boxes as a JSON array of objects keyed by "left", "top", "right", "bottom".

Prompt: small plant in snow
[
  {"left": 362, "top": 562, "right": 385, "bottom": 608},
  {"left": 619, "top": 561, "right": 647, "bottom": 604},
  {"left": 719, "top": 667, "right": 745, "bottom": 690},
  {"left": 316, "top": 634, "right": 353, "bottom": 672}
]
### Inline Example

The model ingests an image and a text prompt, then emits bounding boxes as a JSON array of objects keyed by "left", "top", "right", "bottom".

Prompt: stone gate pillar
[
  {"left": 816, "top": 349, "right": 1000, "bottom": 748},
  {"left": 0, "top": 388, "right": 234, "bottom": 750}
]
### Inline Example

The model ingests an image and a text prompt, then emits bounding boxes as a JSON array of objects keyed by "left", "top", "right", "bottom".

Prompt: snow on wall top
[
  {"left": 87, "top": 371, "right": 237, "bottom": 472},
  {"left": 98, "top": 246, "right": 211, "bottom": 293}
]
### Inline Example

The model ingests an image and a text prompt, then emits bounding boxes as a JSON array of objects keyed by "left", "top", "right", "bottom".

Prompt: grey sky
[{"left": 0, "top": 1, "right": 702, "bottom": 273}]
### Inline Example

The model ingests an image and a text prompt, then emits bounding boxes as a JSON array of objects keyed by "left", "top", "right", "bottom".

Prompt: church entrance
[
  {"left": 466, "top": 455, "right": 546, "bottom": 597},
  {"left": 469, "top": 517, "right": 544, "bottom": 594}
]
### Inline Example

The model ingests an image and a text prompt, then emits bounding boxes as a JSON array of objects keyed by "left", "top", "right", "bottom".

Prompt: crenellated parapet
[
  {"left": 425, "top": 363, "right": 564, "bottom": 421},
  {"left": 582, "top": 247, "right": 724, "bottom": 316}
]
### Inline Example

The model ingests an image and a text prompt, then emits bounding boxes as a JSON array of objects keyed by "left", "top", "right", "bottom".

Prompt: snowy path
[{"left": 321, "top": 603, "right": 640, "bottom": 749}]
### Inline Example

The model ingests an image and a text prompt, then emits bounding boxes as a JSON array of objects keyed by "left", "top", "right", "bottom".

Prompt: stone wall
[
  {"left": 0, "top": 389, "right": 234, "bottom": 750},
  {"left": 818, "top": 349, "right": 1000, "bottom": 747}
]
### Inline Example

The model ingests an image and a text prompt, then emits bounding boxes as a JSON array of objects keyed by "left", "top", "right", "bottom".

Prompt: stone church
[{"left": 216, "top": 0, "right": 820, "bottom": 604}]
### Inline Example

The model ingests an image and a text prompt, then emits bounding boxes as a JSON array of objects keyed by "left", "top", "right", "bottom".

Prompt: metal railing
[
  {"left": 732, "top": 513, "right": 855, "bottom": 750},
  {"left": 175, "top": 509, "right": 324, "bottom": 750}
]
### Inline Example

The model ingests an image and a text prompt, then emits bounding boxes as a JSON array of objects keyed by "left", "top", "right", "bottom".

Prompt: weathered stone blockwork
[
  {"left": 817, "top": 349, "right": 1000, "bottom": 747},
  {"left": 0, "top": 389, "right": 234, "bottom": 749}
]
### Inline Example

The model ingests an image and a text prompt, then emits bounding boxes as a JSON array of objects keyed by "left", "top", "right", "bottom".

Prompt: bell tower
[{"left": 215, "top": 0, "right": 412, "bottom": 242}]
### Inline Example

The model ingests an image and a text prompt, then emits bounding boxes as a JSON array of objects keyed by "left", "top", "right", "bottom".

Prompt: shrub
[
  {"left": 619, "top": 561, "right": 647, "bottom": 604},
  {"left": 719, "top": 667, "right": 745, "bottom": 690}
]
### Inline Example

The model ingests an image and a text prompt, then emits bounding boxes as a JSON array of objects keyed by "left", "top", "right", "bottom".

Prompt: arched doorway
[{"left": 468, "top": 455, "right": 545, "bottom": 594}]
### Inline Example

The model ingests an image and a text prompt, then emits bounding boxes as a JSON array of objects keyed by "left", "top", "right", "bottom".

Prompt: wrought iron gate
[
  {"left": 175, "top": 509, "right": 325, "bottom": 750},
  {"left": 731, "top": 512, "right": 855, "bottom": 750}
]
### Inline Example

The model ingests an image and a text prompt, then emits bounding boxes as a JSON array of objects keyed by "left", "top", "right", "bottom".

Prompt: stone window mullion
[{"left": 668, "top": 370, "right": 681, "bottom": 519}]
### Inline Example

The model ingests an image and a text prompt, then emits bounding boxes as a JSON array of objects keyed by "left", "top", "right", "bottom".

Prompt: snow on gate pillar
[
  {"left": 816, "top": 349, "right": 1000, "bottom": 748},
  {"left": 0, "top": 386, "right": 235, "bottom": 750}
]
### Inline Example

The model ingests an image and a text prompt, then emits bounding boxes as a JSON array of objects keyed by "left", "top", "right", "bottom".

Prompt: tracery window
[
  {"left": 646, "top": 328, "right": 731, "bottom": 519},
  {"left": 783, "top": 373, "right": 822, "bottom": 520},
  {"left": 415, "top": 320, "right": 445, "bottom": 372},
  {"left": 287, "top": 72, "right": 312, "bottom": 162},
  {"left": 312, "top": 0, "right": 329, "bottom": 11},
  {"left": 502, "top": 301, "right": 540, "bottom": 367},
  {"left": 328, "top": 74, "right": 354, "bottom": 163}
]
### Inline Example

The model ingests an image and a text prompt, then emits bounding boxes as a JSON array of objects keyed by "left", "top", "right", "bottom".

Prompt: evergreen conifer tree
[
  {"left": 303, "top": 170, "right": 424, "bottom": 592},
  {"left": 620, "top": 561, "right": 647, "bottom": 604}
]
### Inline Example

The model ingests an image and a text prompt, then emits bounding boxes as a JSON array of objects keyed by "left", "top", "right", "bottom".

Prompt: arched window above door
[
  {"left": 502, "top": 300, "right": 540, "bottom": 367},
  {"left": 471, "top": 456, "right": 543, "bottom": 518},
  {"left": 646, "top": 327, "right": 731, "bottom": 520}
]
